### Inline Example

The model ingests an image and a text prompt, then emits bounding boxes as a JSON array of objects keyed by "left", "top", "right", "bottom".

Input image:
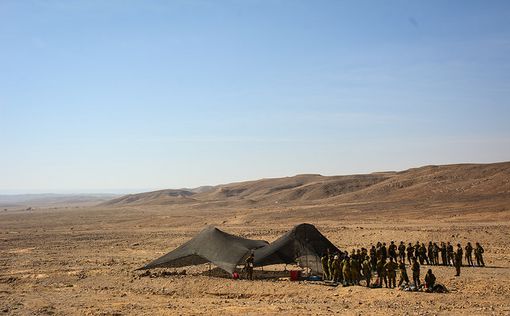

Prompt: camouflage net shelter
[
  {"left": 140, "top": 226, "right": 268, "bottom": 274},
  {"left": 253, "top": 223, "right": 340, "bottom": 274},
  {"left": 140, "top": 223, "right": 339, "bottom": 275}
]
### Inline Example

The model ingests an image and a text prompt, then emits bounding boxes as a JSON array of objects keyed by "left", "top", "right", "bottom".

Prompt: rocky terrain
[{"left": 1, "top": 162, "right": 509, "bottom": 315}]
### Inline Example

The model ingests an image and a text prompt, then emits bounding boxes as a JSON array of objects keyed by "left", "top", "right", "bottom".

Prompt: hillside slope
[{"left": 101, "top": 162, "right": 510, "bottom": 208}]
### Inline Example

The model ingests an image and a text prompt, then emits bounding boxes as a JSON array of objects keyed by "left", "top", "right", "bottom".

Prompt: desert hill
[{"left": 101, "top": 162, "right": 510, "bottom": 209}]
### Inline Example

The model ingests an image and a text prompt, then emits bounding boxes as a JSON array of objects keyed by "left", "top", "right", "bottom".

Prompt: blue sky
[{"left": 1, "top": 1, "right": 510, "bottom": 193}]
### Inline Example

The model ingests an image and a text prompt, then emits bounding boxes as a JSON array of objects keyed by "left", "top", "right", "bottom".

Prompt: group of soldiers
[{"left": 321, "top": 241, "right": 486, "bottom": 288}]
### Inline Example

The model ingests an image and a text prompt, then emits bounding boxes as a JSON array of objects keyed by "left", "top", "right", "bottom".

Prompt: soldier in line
[
  {"left": 475, "top": 242, "right": 485, "bottom": 267},
  {"left": 398, "top": 241, "right": 406, "bottom": 263},
  {"left": 454, "top": 243, "right": 463, "bottom": 276},
  {"left": 388, "top": 241, "right": 397, "bottom": 261},
  {"left": 411, "top": 257, "right": 421, "bottom": 288},
  {"left": 361, "top": 255, "right": 372, "bottom": 287},
  {"left": 342, "top": 254, "right": 352, "bottom": 286},
  {"left": 427, "top": 242, "right": 434, "bottom": 265},
  {"left": 369, "top": 245, "right": 377, "bottom": 272},
  {"left": 384, "top": 257, "right": 398, "bottom": 288},
  {"left": 432, "top": 242, "right": 440, "bottom": 265},
  {"left": 376, "top": 257, "right": 388, "bottom": 288},
  {"left": 441, "top": 242, "right": 448, "bottom": 266},
  {"left": 331, "top": 254, "right": 341, "bottom": 282},
  {"left": 350, "top": 253, "right": 360, "bottom": 285},
  {"left": 447, "top": 242, "right": 454, "bottom": 266},
  {"left": 406, "top": 242, "right": 414, "bottom": 265},
  {"left": 328, "top": 252, "right": 335, "bottom": 280},
  {"left": 381, "top": 242, "right": 388, "bottom": 261},
  {"left": 398, "top": 258, "right": 410, "bottom": 287},
  {"left": 465, "top": 242, "right": 474, "bottom": 267},
  {"left": 321, "top": 251, "right": 330, "bottom": 280}
]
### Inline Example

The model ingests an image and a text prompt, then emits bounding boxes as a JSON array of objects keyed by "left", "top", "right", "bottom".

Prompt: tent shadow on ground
[{"left": 199, "top": 266, "right": 294, "bottom": 280}]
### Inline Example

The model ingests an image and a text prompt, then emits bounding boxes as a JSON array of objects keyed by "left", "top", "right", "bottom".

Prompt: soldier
[
  {"left": 321, "top": 252, "right": 330, "bottom": 280},
  {"left": 350, "top": 254, "right": 360, "bottom": 285},
  {"left": 398, "top": 258, "right": 410, "bottom": 287},
  {"left": 432, "top": 242, "right": 440, "bottom": 265},
  {"left": 342, "top": 255, "right": 352, "bottom": 286},
  {"left": 424, "top": 269, "right": 436, "bottom": 291},
  {"left": 419, "top": 242, "right": 429, "bottom": 265},
  {"left": 381, "top": 242, "right": 388, "bottom": 261},
  {"left": 447, "top": 242, "right": 454, "bottom": 266},
  {"left": 369, "top": 245, "right": 377, "bottom": 271},
  {"left": 427, "top": 242, "right": 434, "bottom": 265},
  {"left": 361, "top": 256, "right": 372, "bottom": 287},
  {"left": 331, "top": 254, "right": 341, "bottom": 282},
  {"left": 376, "top": 257, "right": 387, "bottom": 288},
  {"left": 440, "top": 242, "right": 447, "bottom": 266},
  {"left": 454, "top": 243, "right": 463, "bottom": 276},
  {"left": 389, "top": 241, "right": 397, "bottom": 261},
  {"left": 384, "top": 257, "right": 398, "bottom": 288},
  {"left": 465, "top": 242, "right": 474, "bottom": 267},
  {"left": 406, "top": 242, "right": 414, "bottom": 264},
  {"left": 398, "top": 241, "right": 406, "bottom": 263},
  {"left": 411, "top": 257, "right": 421, "bottom": 288},
  {"left": 475, "top": 242, "right": 485, "bottom": 267},
  {"left": 245, "top": 253, "right": 254, "bottom": 280},
  {"left": 328, "top": 252, "right": 335, "bottom": 280}
]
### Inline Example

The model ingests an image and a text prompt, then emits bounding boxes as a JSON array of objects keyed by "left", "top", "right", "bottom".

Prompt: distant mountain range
[
  {"left": 0, "top": 193, "right": 119, "bottom": 209},
  {"left": 101, "top": 162, "right": 510, "bottom": 211}
]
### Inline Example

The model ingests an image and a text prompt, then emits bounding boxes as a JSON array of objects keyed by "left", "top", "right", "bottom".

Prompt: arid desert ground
[{"left": 1, "top": 163, "right": 510, "bottom": 315}]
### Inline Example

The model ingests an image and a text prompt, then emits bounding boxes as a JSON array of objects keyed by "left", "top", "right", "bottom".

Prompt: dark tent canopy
[
  {"left": 140, "top": 226, "right": 268, "bottom": 274},
  {"left": 253, "top": 223, "right": 340, "bottom": 273}
]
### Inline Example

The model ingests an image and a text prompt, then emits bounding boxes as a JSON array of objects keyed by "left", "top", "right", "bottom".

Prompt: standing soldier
[
  {"left": 465, "top": 242, "right": 474, "bottom": 267},
  {"left": 411, "top": 257, "right": 421, "bottom": 288},
  {"left": 398, "top": 241, "right": 406, "bottom": 263},
  {"left": 321, "top": 252, "right": 330, "bottom": 280},
  {"left": 331, "top": 254, "right": 341, "bottom": 282},
  {"left": 420, "top": 243, "right": 429, "bottom": 265},
  {"left": 398, "top": 258, "right": 410, "bottom": 287},
  {"left": 350, "top": 254, "right": 360, "bottom": 285},
  {"left": 245, "top": 253, "right": 255, "bottom": 280},
  {"left": 381, "top": 242, "right": 388, "bottom": 262},
  {"left": 361, "top": 256, "right": 372, "bottom": 287},
  {"left": 441, "top": 242, "right": 448, "bottom": 266},
  {"left": 406, "top": 242, "right": 414, "bottom": 264},
  {"left": 376, "top": 257, "right": 387, "bottom": 288},
  {"left": 432, "top": 242, "right": 440, "bottom": 265},
  {"left": 446, "top": 242, "right": 454, "bottom": 266},
  {"left": 384, "top": 257, "right": 398, "bottom": 288},
  {"left": 427, "top": 242, "right": 434, "bottom": 265},
  {"left": 342, "top": 255, "right": 351, "bottom": 286},
  {"left": 475, "top": 242, "right": 485, "bottom": 267},
  {"left": 389, "top": 241, "right": 397, "bottom": 261},
  {"left": 369, "top": 245, "right": 377, "bottom": 271},
  {"left": 328, "top": 252, "right": 335, "bottom": 280},
  {"left": 454, "top": 243, "right": 463, "bottom": 276}
]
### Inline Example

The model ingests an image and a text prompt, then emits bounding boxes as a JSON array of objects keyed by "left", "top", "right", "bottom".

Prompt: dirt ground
[{"left": 1, "top": 204, "right": 509, "bottom": 315}]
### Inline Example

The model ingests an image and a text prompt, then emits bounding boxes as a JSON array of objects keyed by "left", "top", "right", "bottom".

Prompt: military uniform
[
  {"left": 398, "top": 242, "right": 406, "bottom": 262},
  {"left": 321, "top": 254, "right": 330, "bottom": 280},
  {"left": 440, "top": 242, "right": 447, "bottom": 266},
  {"left": 245, "top": 254, "right": 254, "bottom": 280},
  {"left": 384, "top": 259, "right": 398, "bottom": 288},
  {"left": 411, "top": 259, "right": 420, "bottom": 287},
  {"left": 398, "top": 260, "right": 410, "bottom": 286},
  {"left": 350, "top": 256, "right": 360, "bottom": 285},
  {"left": 475, "top": 243, "right": 485, "bottom": 267},
  {"left": 342, "top": 257, "right": 351, "bottom": 286},
  {"left": 388, "top": 241, "right": 397, "bottom": 260},
  {"left": 465, "top": 242, "right": 474, "bottom": 267},
  {"left": 454, "top": 245, "right": 463, "bottom": 276},
  {"left": 376, "top": 258, "right": 387, "bottom": 288},
  {"left": 361, "top": 257, "right": 371, "bottom": 287},
  {"left": 424, "top": 270, "right": 436, "bottom": 290},
  {"left": 406, "top": 243, "right": 414, "bottom": 264},
  {"left": 447, "top": 242, "right": 454, "bottom": 266}
]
